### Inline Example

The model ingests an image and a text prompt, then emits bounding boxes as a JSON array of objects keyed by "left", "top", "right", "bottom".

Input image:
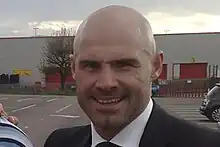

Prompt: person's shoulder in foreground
[
  {"left": 44, "top": 102, "right": 220, "bottom": 147},
  {"left": 0, "top": 113, "right": 33, "bottom": 147}
]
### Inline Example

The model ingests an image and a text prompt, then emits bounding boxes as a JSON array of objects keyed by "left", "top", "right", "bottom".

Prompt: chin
[{"left": 93, "top": 115, "right": 127, "bottom": 129}]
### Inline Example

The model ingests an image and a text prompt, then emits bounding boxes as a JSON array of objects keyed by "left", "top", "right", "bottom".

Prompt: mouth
[{"left": 91, "top": 96, "right": 125, "bottom": 105}]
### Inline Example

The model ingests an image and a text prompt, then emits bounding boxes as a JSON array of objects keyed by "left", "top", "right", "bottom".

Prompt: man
[
  {"left": 43, "top": 5, "right": 220, "bottom": 147},
  {"left": 1, "top": 5, "right": 220, "bottom": 147}
]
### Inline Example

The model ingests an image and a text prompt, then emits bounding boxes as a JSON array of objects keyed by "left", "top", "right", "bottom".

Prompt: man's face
[{"left": 73, "top": 27, "right": 158, "bottom": 130}]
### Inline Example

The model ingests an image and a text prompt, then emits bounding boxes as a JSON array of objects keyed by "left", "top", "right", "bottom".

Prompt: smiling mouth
[{"left": 92, "top": 96, "right": 125, "bottom": 105}]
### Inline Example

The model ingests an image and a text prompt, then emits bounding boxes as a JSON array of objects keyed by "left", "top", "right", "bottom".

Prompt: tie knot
[{"left": 95, "top": 141, "right": 121, "bottom": 147}]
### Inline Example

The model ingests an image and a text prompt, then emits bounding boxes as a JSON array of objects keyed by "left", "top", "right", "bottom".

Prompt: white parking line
[
  {"left": 46, "top": 98, "right": 57, "bottom": 102},
  {"left": 12, "top": 104, "right": 36, "bottom": 113},
  {"left": 0, "top": 98, "right": 8, "bottom": 100},
  {"left": 179, "top": 114, "right": 204, "bottom": 118},
  {"left": 55, "top": 104, "right": 72, "bottom": 113},
  {"left": 17, "top": 98, "right": 37, "bottom": 102},
  {"left": 50, "top": 114, "right": 80, "bottom": 118}
]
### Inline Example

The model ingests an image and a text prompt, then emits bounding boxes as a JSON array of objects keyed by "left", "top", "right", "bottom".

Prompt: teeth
[{"left": 97, "top": 99, "right": 121, "bottom": 104}]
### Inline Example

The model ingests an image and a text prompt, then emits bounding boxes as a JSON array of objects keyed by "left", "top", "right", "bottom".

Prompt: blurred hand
[{"left": 0, "top": 103, "right": 19, "bottom": 125}]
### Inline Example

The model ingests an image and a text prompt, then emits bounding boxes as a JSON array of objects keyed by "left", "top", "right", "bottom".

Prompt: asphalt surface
[
  {"left": 0, "top": 94, "right": 219, "bottom": 147},
  {"left": 0, "top": 94, "right": 90, "bottom": 147}
]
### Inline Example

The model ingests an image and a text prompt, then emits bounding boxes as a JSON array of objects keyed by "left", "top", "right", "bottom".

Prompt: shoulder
[
  {"left": 153, "top": 102, "right": 219, "bottom": 134},
  {"left": 153, "top": 103, "right": 220, "bottom": 146},
  {"left": 167, "top": 111, "right": 220, "bottom": 146},
  {"left": 43, "top": 124, "right": 91, "bottom": 147}
]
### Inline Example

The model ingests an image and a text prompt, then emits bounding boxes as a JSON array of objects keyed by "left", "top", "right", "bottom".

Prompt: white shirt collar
[{"left": 91, "top": 98, "right": 154, "bottom": 147}]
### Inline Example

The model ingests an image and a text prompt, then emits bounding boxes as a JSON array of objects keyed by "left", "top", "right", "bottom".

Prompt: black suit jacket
[{"left": 44, "top": 101, "right": 220, "bottom": 147}]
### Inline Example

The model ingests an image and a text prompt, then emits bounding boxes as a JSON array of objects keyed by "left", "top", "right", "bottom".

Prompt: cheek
[
  {"left": 75, "top": 71, "right": 95, "bottom": 93},
  {"left": 138, "top": 62, "right": 152, "bottom": 84},
  {"left": 116, "top": 68, "right": 151, "bottom": 100},
  {"left": 117, "top": 68, "right": 150, "bottom": 85}
]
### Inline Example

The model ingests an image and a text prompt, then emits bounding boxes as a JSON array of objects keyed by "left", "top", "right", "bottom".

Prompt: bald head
[{"left": 73, "top": 5, "right": 156, "bottom": 56}]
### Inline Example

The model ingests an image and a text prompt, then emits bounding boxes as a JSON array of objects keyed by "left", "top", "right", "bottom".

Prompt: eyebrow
[
  {"left": 78, "top": 60, "right": 101, "bottom": 64},
  {"left": 111, "top": 58, "right": 140, "bottom": 64},
  {"left": 78, "top": 58, "right": 141, "bottom": 65}
]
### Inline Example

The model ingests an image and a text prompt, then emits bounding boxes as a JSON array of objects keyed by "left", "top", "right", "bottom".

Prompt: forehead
[
  {"left": 75, "top": 25, "right": 149, "bottom": 61},
  {"left": 77, "top": 44, "right": 144, "bottom": 62}
]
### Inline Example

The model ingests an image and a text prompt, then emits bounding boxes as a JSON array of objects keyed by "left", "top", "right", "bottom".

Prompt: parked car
[{"left": 199, "top": 83, "right": 220, "bottom": 122}]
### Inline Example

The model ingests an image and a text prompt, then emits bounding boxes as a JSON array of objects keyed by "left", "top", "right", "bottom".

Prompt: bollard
[
  {"left": 196, "top": 89, "right": 199, "bottom": 98},
  {"left": 181, "top": 89, "right": 184, "bottom": 98},
  {"left": 186, "top": 90, "right": 189, "bottom": 98},
  {"left": 199, "top": 89, "right": 202, "bottom": 97},
  {"left": 192, "top": 89, "right": 195, "bottom": 98},
  {"left": 189, "top": 91, "right": 192, "bottom": 98}
]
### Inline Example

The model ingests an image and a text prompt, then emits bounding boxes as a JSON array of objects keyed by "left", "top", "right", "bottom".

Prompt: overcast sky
[{"left": 1, "top": 0, "right": 220, "bottom": 36}]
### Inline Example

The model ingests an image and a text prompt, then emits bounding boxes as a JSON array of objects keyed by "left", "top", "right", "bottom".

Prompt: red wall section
[
  {"left": 46, "top": 72, "right": 74, "bottom": 83},
  {"left": 159, "top": 64, "right": 168, "bottom": 80},
  {"left": 180, "top": 62, "right": 207, "bottom": 79}
]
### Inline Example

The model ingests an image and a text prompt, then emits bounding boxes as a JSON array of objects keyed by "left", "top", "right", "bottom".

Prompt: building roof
[
  {"left": 0, "top": 31, "right": 220, "bottom": 39},
  {"left": 155, "top": 31, "right": 220, "bottom": 36},
  {"left": 0, "top": 35, "right": 74, "bottom": 40}
]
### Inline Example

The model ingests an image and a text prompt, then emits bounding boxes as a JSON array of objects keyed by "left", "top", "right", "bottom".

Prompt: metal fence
[
  {"left": 0, "top": 78, "right": 219, "bottom": 98},
  {"left": 158, "top": 79, "right": 212, "bottom": 98}
]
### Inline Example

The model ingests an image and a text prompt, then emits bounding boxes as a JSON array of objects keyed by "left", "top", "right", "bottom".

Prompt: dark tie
[{"left": 95, "top": 141, "right": 121, "bottom": 147}]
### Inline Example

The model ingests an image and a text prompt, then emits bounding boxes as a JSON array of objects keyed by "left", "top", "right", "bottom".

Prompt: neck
[
  {"left": 94, "top": 124, "right": 125, "bottom": 141},
  {"left": 93, "top": 100, "right": 150, "bottom": 140}
]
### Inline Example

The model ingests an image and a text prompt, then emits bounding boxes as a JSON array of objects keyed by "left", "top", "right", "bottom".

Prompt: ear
[
  {"left": 69, "top": 54, "right": 75, "bottom": 80},
  {"left": 151, "top": 51, "right": 164, "bottom": 80}
]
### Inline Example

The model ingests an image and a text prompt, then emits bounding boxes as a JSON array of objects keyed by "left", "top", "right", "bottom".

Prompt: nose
[{"left": 95, "top": 65, "right": 118, "bottom": 91}]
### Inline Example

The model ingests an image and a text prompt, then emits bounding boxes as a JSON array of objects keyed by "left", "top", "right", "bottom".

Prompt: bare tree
[{"left": 38, "top": 27, "right": 74, "bottom": 90}]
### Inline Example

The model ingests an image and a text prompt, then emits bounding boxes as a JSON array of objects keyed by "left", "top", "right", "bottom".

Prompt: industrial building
[
  {"left": 0, "top": 32, "right": 220, "bottom": 87},
  {"left": 156, "top": 32, "right": 220, "bottom": 81}
]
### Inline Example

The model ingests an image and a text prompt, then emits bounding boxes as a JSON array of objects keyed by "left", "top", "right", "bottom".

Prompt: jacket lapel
[
  {"left": 139, "top": 100, "right": 172, "bottom": 147},
  {"left": 75, "top": 125, "right": 92, "bottom": 147}
]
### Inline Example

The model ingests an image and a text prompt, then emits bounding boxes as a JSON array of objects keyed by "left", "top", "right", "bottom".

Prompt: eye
[
  {"left": 113, "top": 59, "right": 140, "bottom": 70},
  {"left": 80, "top": 61, "right": 100, "bottom": 72},
  {"left": 114, "top": 61, "right": 132, "bottom": 69}
]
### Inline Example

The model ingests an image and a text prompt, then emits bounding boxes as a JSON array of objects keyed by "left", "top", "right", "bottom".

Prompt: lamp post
[{"left": 33, "top": 27, "right": 39, "bottom": 36}]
